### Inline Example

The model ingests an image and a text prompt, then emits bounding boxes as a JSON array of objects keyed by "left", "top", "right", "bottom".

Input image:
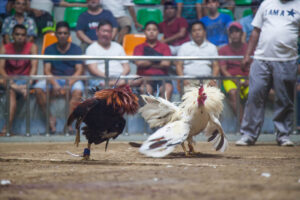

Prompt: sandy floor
[{"left": 0, "top": 141, "right": 300, "bottom": 200}]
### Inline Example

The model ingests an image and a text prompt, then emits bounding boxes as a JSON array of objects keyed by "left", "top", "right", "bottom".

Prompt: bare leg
[
  {"left": 35, "top": 88, "right": 56, "bottom": 132},
  {"left": 160, "top": 82, "right": 173, "bottom": 100},
  {"left": 228, "top": 89, "right": 243, "bottom": 123},
  {"left": 1, "top": 90, "right": 17, "bottom": 135}
]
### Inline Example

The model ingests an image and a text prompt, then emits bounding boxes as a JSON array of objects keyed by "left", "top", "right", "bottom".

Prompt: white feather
[{"left": 139, "top": 120, "right": 190, "bottom": 158}]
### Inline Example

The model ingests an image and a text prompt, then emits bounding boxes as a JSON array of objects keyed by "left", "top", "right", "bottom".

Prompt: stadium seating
[
  {"left": 242, "top": 8, "right": 253, "bottom": 17},
  {"left": 218, "top": 8, "right": 234, "bottom": 20},
  {"left": 134, "top": 0, "right": 161, "bottom": 4},
  {"left": 64, "top": 7, "right": 88, "bottom": 29},
  {"left": 137, "top": 8, "right": 163, "bottom": 27},
  {"left": 41, "top": 32, "right": 72, "bottom": 54},
  {"left": 122, "top": 34, "right": 146, "bottom": 56},
  {"left": 235, "top": 0, "right": 252, "bottom": 5}
]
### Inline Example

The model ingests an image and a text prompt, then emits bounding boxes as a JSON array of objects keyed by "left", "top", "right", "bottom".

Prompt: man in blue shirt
[
  {"left": 76, "top": 0, "right": 118, "bottom": 47},
  {"left": 35, "top": 21, "right": 84, "bottom": 134},
  {"left": 200, "top": 0, "right": 232, "bottom": 47}
]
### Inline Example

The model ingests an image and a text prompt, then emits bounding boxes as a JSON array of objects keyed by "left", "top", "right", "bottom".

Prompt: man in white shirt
[
  {"left": 176, "top": 21, "right": 219, "bottom": 89},
  {"left": 236, "top": 0, "right": 300, "bottom": 146},
  {"left": 101, "top": 0, "right": 142, "bottom": 44},
  {"left": 86, "top": 20, "right": 130, "bottom": 88}
]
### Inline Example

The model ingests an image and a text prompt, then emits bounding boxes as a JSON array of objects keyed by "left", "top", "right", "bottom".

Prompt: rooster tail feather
[
  {"left": 139, "top": 120, "right": 190, "bottom": 158},
  {"left": 205, "top": 114, "right": 228, "bottom": 153}
]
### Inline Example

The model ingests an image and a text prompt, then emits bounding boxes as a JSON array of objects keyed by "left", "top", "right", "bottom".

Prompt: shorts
[
  {"left": 146, "top": 80, "right": 172, "bottom": 92},
  {"left": 223, "top": 79, "right": 249, "bottom": 100},
  {"left": 34, "top": 79, "right": 84, "bottom": 93},
  {"left": 117, "top": 16, "right": 132, "bottom": 29}
]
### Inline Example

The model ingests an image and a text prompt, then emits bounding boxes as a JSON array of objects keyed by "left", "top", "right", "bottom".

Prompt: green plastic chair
[
  {"left": 64, "top": 7, "right": 88, "bottom": 29},
  {"left": 137, "top": 8, "right": 163, "bottom": 27},
  {"left": 235, "top": 0, "right": 252, "bottom": 6},
  {"left": 65, "top": 0, "right": 86, "bottom": 3},
  {"left": 218, "top": 8, "right": 234, "bottom": 20},
  {"left": 242, "top": 8, "right": 253, "bottom": 17},
  {"left": 134, "top": 0, "right": 161, "bottom": 4}
]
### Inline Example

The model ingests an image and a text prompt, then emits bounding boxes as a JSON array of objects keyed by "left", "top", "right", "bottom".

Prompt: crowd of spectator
[{"left": 0, "top": 0, "right": 299, "bottom": 140}]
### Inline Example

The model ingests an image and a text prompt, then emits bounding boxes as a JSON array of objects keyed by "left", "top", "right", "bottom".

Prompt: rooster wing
[{"left": 139, "top": 95, "right": 179, "bottom": 128}]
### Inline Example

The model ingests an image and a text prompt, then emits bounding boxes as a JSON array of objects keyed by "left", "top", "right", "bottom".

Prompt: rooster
[
  {"left": 138, "top": 84, "right": 228, "bottom": 158},
  {"left": 67, "top": 84, "right": 139, "bottom": 160}
]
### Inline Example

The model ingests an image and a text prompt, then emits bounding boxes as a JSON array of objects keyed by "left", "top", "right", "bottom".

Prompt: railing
[{"left": 0, "top": 55, "right": 294, "bottom": 136}]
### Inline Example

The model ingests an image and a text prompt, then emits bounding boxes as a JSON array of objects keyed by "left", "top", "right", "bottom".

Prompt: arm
[
  {"left": 112, "top": 28, "right": 118, "bottom": 41},
  {"left": 27, "top": 36, "right": 35, "bottom": 43},
  {"left": 161, "top": 27, "right": 186, "bottom": 44},
  {"left": 0, "top": 46, "right": 7, "bottom": 78},
  {"left": 58, "top": 0, "right": 87, "bottom": 7},
  {"left": 210, "top": 61, "right": 220, "bottom": 87},
  {"left": 3, "top": 34, "right": 10, "bottom": 44},
  {"left": 176, "top": 3, "right": 183, "bottom": 18},
  {"left": 69, "top": 63, "right": 83, "bottom": 87},
  {"left": 87, "top": 63, "right": 105, "bottom": 77},
  {"left": 242, "top": 27, "right": 261, "bottom": 71},
  {"left": 76, "top": 30, "right": 93, "bottom": 44},
  {"left": 195, "top": 3, "right": 203, "bottom": 20},
  {"left": 128, "top": 6, "right": 143, "bottom": 30},
  {"left": 29, "top": 44, "right": 38, "bottom": 79},
  {"left": 110, "top": 62, "right": 130, "bottom": 86},
  {"left": 135, "top": 60, "right": 153, "bottom": 68}
]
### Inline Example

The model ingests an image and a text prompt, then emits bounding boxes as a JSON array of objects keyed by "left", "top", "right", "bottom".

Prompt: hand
[
  {"left": 208, "top": 80, "right": 217, "bottom": 87},
  {"left": 134, "top": 22, "right": 143, "bottom": 31},
  {"left": 241, "top": 55, "right": 252, "bottom": 72},
  {"left": 52, "top": 82, "right": 62, "bottom": 96}
]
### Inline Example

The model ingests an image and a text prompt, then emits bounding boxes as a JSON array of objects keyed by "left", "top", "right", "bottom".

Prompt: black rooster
[{"left": 67, "top": 84, "right": 139, "bottom": 160}]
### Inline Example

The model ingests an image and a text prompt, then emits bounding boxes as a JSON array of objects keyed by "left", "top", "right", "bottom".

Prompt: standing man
[
  {"left": 76, "top": 0, "right": 118, "bottom": 49},
  {"left": 176, "top": 21, "right": 219, "bottom": 88},
  {"left": 236, "top": 0, "right": 300, "bottom": 146},
  {"left": 85, "top": 20, "right": 130, "bottom": 88},
  {"left": 0, "top": 24, "right": 38, "bottom": 135},
  {"left": 175, "top": 0, "right": 203, "bottom": 25},
  {"left": 1, "top": 0, "right": 37, "bottom": 44},
  {"left": 35, "top": 21, "right": 84, "bottom": 133},
  {"left": 101, "top": 0, "right": 142, "bottom": 44}
]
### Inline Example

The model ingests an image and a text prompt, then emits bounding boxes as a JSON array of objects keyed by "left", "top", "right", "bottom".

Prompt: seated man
[
  {"left": 0, "top": 24, "right": 38, "bottom": 135},
  {"left": 218, "top": 22, "right": 248, "bottom": 122},
  {"left": 35, "top": 21, "right": 84, "bottom": 133},
  {"left": 176, "top": 21, "right": 219, "bottom": 90},
  {"left": 1, "top": 0, "right": 37, "bottom": 44},
  {"left": 76, "top": 0, "right": 118, "bottom": 50},
  {"left": 200, "top": 0, "right": 232, "bottom": 47},
  {"left": 85, "top": 20, "right": 130, "bottom": 88},
  {"left": 133, "top": 21, "right": 173, "bottom": 100},
  {"left": 159, "top": 1, "right": 190, "bottom": 55},
  {"left": 101, "top": 0, "right": 142, "bottom": 44}
]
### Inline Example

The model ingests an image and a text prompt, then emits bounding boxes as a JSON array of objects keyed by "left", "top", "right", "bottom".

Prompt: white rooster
[{"left": 138, "top": 84, "right": 228, "bottom": 158}]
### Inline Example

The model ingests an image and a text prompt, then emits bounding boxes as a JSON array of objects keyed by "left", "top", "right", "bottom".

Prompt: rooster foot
[
  {"left": 82, "top": 147, "right": 90, "bottom": 160},
  {"left": 82, "top": 155, "right": 90, "bottom": 161}
]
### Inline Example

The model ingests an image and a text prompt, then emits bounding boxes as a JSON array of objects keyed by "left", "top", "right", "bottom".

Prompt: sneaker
[
  {"left": 235, "top": 135, "right": 255, "bottom": 146},
  {"left": 277, "top": 137, "right": 294, "bottom": 146}
]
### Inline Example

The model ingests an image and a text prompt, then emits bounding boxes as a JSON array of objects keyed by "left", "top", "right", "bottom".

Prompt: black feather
[
  {"left": 208, "top": 130, "right": 219, "bottom": 142},
  {"left": 149, "top": 140, "right": 168, "bottom": 149},
  {"left": 216, "top": 135, "right": 224, "bottom": 151}
]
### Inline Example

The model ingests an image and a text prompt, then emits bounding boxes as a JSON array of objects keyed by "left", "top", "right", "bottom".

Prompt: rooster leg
[
  {"left": 181, "top": 143, "right": 190, "bottom": 157},
  {"left": 82, "top": 143, "right": 91, "bottom": 160},
  {"left": 74, "top": 127, "right": 80, "bottom": 147},
  {"left": 188, "top": 142, "right": 199, "bottom": 154}
]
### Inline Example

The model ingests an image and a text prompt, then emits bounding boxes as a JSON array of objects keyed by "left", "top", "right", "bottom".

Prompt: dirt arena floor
[{"left": 0, "top": 141, "right": 300, "bottom": 200}]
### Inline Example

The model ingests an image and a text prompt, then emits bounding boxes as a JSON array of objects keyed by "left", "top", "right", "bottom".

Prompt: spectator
[
  {"left": 235, "top": 0, "right": 300, "bottom": 146},
  {"left": 133, "top": 21, "right": 173, "bottom": 100},
  {"left": 159, "top": 1, "right": 190, "bottom": 55},
  {"left": 176, "top": 21, "right": 219, "bottom": 89},
  {"left": 85, "top": 20, "right": 130, "bottom": 88},
  {"left": 200, "top": 0, "right": 232, "bottom": 47},
  {"left": 239, "top": 0, "right": 260, "bottom": 43},
  {"left": 101, "top": 0, "right": 142, "bottom": 44},
  {"left": 218, "top": 21, "right": 248, "bottom": 122},
  {"left": 76, "top": 0, "right": 118, "bottom": 49},
  {"left": 0, "top": 24, "right": 38, "bottom": 135},
  {"left": 1, "top": 0, "right": 37, "bottom": 44},
  {"left": 0, "top": 0, "right": 12, "bottom": 32},
  {"left": 175, "top": 0, "right": 203, "bottom": 25},
  {"left": 35, "top": 21, "right": 84, "bottom": 134}
]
